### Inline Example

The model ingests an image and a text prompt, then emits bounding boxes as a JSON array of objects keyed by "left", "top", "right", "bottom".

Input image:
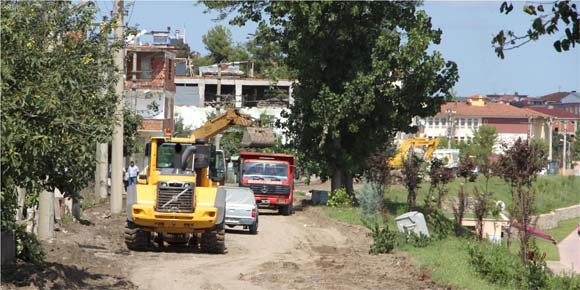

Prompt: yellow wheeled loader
[{"left": 125, "top": 108, "right": 275, "bottom": 253}]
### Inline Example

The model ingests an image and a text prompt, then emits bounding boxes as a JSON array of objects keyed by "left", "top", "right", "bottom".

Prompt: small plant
[
  {"left": 550, "top": 272, "right": 580, "bottom": 290},
  {"left": 428, "top": 158, "right": 455, "bottom": 209},
  {"left": 367, "top": 223, "right": 399, "bottom": 254},
  {"left": 467, "top": 242, "right": 523, "bottom": 287},
  {"left": 404, "top": 230, "right": 431, "bottom": 248},
  {"left": 327, "top": 188, "right": 353, "bottom": 208},
  {"left": 401, "top": 155, "right": 423, "bottom": 211},
  {"left": 524, "top": 244, "right": 550, "bottom": 290},
  {"left": 15, "top": 226, "right": 44, "bottom": 263},
  {"left": 452, "top": 184, "right": 468, "bottom": 237},
  {"left": 427, "top": 208, "right": 454, "bottom": 240}
]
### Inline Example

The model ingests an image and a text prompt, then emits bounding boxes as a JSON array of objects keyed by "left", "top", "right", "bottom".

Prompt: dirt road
[{"left": 2, "top": 197, "right": 439, "bottom": 290}]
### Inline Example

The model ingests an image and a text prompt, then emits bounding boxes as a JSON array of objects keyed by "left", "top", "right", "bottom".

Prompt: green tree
[
  {"left": 493, "top": 1, "right": 579, "bottom": 58},
  {"left": 572, "top": 127, "right": 580, "bottom": 161},
  {"left": 1, "top": 0, "right": 118, "bottom": 241},
  {"left": 202, "top": 25, "right": 236, "bottom": 63},
  {"left": 204, "top": 2, "right": 459, "bottom": 195},
  {"left": 246, "top": 23, "right": 293, "bottom": 79},
  {"left": 466, "top": 125, "right": 498, "bottom": 163}
]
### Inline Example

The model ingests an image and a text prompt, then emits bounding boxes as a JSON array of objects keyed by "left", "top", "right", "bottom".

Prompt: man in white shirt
[{"left": 128, "top": 161, "right": 139, "bottom": 185}]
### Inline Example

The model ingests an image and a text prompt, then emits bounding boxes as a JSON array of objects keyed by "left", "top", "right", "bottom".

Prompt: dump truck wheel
[
  {"left": 201, "top": 222, "right": 226, "bottom": 254},
  {"left": 279, "top": 204, "right": 292, "bottom": 216},
  {"left": 124, "top": 221, "right": 151, "bottom": 251}
]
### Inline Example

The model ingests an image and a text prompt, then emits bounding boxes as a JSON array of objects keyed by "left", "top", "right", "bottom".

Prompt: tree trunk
[
  {"left": 331, "top": 168, "right": 355, "bottom": 197},
  {"left": 331, "top": 168, "right": 344, "bottom": 193}
]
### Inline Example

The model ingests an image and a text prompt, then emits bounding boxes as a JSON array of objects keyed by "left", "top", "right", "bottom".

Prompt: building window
[
  {"left": 467, "top": 118, "right": 472, "bottom": 127},
  {"left": 460, "top": 118, "right": 466, "bottom": 128},
  {"left": 474, "top": 119, "right": 479, "bottom": 127},
  {"left": 441, "top": 118, "right": 447, "bottom": 126},
  {"left": 428, "top": 118, "right": 433, "bottom": 127},
  {"left": 434, "top": 118, "right": 440, "bottom": 127}
]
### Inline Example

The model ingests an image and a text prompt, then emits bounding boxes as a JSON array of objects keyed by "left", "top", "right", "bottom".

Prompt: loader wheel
[
  {"left": 124, "top": 221, "right": 151, "bottom": 251},
  {"left": 200, "top": 222, "right": 226, "bottom": 254}
]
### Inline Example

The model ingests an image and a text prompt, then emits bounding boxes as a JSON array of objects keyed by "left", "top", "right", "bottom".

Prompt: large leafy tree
[
  {"left": 202, "top": 25, "right": 249, "bottom": 63},
  {"left": 493, "top": 0, "right": 579, "bottom": 58},
  {"left": 1, "top": 1, "right": 119, "bottom": 230},
  {"left": 205, "top": 1, "right": 458, "bottom": 194}
]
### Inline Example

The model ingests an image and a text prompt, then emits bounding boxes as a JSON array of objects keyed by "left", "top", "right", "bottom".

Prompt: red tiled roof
[
  {"left": 526, "top": 106, "right": 579, "bottom": 119},
  {"left": 537, "top": 92, "right": 570, "bottom": 102},
  {"left": 436, "top": 102, "right": 548, "bottom": 119}
]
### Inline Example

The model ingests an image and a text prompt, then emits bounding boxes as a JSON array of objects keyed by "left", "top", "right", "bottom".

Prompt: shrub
[
  {"left": 15, "top": 226, "right": 44, "bottom": 263},
  {"left": 404, "top": 230, "right": 431, "bottom": 248},
  {"left": 427, "top": 208, "right": 454, "bottom": 240},
  {"left": 327, "top": 188, "right": 353, "bottom": 208},
  {"left": 467, "top": 242, "right": 523, "bottom": 287},
  {"left": 550, "top": 273, "right": 580, "bottom": 290},
  {"left": 366, "top": 223, "right": 400, "bottom": 254},
  {"left": 358, "top": 182, "right": 382, "bottom": 223}
]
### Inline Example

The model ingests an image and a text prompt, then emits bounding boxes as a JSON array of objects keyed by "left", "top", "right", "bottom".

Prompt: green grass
[
  {"left": 548, "top": 217, "right": 579, "bottom": 242},
  {"left": 320, "top": 205, "right": 505, "bottom": 290},
  {"left": 319, "top": 207, "right": 364, "bottom": 226},
  {"left": 384, "top": 175, "right": 580, "bottom": 215},
  {"left": 401, "top": 238, "right": 508, "bottom": 290}
]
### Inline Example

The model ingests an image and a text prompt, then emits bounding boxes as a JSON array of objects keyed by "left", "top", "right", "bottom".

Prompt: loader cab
[{"left": 140, "top": 137, "right": 212, "bottom": 186}]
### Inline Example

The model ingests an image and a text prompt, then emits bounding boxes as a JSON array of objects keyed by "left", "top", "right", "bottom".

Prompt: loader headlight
[{"left": 159, "top": 182, "right": 167, "bottom": 187}]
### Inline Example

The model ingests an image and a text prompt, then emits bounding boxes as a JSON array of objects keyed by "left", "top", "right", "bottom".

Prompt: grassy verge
[
  {"left": 320, "top": 205, "right": 503, "bottom": 289},
  {"left": 400, "top": 238, "right": 507, "bottom": 290},
  {"left": 385, "top": 176, "right": 580, "bottom": 215}
]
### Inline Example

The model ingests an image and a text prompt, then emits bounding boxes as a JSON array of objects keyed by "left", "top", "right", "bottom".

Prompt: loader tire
[
  {"left": 124, "top": 221, "right": 151, "bottom": 251},
  {"left": 200, "top": 222, "right": 226, "bottom": 254}
]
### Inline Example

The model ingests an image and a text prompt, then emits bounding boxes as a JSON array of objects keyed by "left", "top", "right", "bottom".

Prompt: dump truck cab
[
  {"left": 125, "top": 136, "right": 226, "bottom": 253},
  {"left": 238, "top": 152, "right": 295, "bottom": 216}
]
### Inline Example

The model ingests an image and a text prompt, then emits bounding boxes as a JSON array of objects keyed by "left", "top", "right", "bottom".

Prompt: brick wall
[{"left": 141, "top": 119, "right": 163, "bottom": 132}]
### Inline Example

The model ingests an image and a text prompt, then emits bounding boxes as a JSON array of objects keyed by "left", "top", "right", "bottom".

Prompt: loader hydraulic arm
[{"left": 190, "top": 108, "right": 255, "bottom": 140}]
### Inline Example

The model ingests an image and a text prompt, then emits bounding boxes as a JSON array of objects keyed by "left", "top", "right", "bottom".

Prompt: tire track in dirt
[{"left": 127, "top": 208, "right": 439, "bottom": 290}]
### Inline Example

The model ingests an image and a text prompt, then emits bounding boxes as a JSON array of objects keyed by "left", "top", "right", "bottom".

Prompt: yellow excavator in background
[
  {"left": 125, "top": 108, "right": 275, "bottom": 253},
  {"left": 388, "top": 137, "right": 440, "bottom": 169}
]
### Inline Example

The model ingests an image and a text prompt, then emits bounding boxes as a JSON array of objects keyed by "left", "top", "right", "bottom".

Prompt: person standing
[{"left": 128, "top": 161, "right": 139, "bottom": 186}]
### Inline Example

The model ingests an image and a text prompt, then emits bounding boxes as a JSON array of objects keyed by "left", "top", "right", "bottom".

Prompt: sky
[{"left": 95, "top": 1, "right": 580, "bottom": 98}]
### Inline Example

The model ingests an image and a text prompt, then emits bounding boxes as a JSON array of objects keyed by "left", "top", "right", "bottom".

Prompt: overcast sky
[{"left": 95, "top": 0, "right": 580, "bottom": 98}]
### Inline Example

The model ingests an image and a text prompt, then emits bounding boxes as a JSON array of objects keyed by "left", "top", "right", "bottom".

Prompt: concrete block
[
  {"left": 1, "top": 231, "right": 16, "bottom": 265},
  {"left": 311, "top": 190, "right": 329, "bottom": 205}
]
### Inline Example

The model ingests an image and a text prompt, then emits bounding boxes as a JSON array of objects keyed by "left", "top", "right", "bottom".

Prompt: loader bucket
[{"left": 241, "top": 127, "right": 276, "bottom": 147}]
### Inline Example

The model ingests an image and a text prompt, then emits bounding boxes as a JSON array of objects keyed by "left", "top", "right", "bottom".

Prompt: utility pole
[
  {"left": 547, "top": 117, "right": 553, "bottom": 161},
  {"left": 111, "top": 0, "right": 124, "bottom": 214},
  {"left": 446, "top": 109, "right": 456, "bottom": 149},
  {"left": 95, "top": 16, "right": 109, "bottom": 200},
  {"left": 562, "top": 120, "right": 568, "bottom": 176}
]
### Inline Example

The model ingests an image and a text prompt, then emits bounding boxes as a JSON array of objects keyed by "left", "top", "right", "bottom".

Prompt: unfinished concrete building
[
  {"left": 174, "top": 62, "right": 294, "bottom": 108},
  {"left": 125, "top": 31, "right": 176, "bottom": 139}
]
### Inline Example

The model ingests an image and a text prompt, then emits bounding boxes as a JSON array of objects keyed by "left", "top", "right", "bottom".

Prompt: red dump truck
[{"left": 238, "top": 152, "right": 294, "bottom": 215}]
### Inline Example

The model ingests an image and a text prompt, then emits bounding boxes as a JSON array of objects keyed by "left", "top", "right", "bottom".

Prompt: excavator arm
[
  {"left": 190, "top": 109, "right": 255, "bottom": 140},
  {"left": 190, "top": 108, "right": 276, "bottom": 148},
  {"left": 388, "top": 137, "right": 440, "bottom": 169}
]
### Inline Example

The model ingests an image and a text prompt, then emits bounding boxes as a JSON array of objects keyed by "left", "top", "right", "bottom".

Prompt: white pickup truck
[{"left": 223, "top": 187, "right": 259, "bottom": 234}]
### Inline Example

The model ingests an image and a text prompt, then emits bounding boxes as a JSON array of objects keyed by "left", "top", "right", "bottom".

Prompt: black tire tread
[
  {"left": 200, "top": 222, "right": 226, "bottom": 254},
  {"left": 124, "top": 221, "right": 151, "bottom": 251}
]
